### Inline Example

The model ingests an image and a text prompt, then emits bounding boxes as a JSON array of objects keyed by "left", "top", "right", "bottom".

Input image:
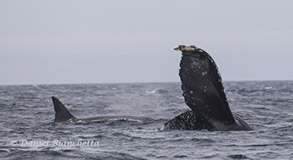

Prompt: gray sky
[{"left": 1, "top": 0, "right": 293, "bottom": 85}]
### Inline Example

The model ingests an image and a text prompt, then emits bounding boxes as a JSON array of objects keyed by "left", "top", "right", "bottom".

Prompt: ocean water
[{"left": 0, "top": 81, "right": 292, "bottom": 160}]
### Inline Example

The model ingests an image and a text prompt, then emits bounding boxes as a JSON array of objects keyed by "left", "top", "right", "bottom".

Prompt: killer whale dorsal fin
[{"left": 51, "top": 96, "right": 75, "bottom": 122}]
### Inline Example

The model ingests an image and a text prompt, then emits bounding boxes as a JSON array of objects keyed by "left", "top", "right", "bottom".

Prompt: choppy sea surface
[{"left": 0, "top": 81, "right": 292, "bottom": 160}]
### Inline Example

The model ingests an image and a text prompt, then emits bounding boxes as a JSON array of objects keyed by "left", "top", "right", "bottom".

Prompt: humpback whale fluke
[
  {"left": 163, "top": 45, "right": 252, "bottom": 131},
  {"left": 51, "top": 97, "right": 153, "bottom": 123},
  {"left": 52, "top": 96, "right": 76, "bottom": 122}
]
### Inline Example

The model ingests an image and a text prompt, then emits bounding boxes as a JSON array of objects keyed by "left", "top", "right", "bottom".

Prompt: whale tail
[
  {"left": 51, "top": 96, "right": 75, "bottom": 122},
  {"left": 175, "top": 46, "right": 235, "bottom": 126},
  {"left": 172, "top": 45, "right": 252, "bottom": 131}
]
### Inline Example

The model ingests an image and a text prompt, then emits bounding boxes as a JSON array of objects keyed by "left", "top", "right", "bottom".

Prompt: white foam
[
  {"left": 264, "top": 87, "right": 273, "bottom": 90},
  {"left": 147, "top": 89, "right": 157, "bottom": 94}
]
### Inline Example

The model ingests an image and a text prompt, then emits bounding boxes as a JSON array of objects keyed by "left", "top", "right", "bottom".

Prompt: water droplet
[{"left": 190, "top": 90, "right": 193, "bottom": 94}]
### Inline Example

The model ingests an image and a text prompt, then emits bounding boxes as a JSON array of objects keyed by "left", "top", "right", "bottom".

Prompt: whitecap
[
  {"left": 147, "top": 89, "right": 157, "bottom": 94},
  {"left": 264, "top": 87, "right": 273, "bottom": 90}
]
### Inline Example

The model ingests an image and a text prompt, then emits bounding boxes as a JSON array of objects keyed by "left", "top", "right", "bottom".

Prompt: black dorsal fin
[
  {"left": 175, "top": 46, "right": 236, "bottom": 126},
  {"left": 51, "top": 96, "right": 75, "bottom": 122}
]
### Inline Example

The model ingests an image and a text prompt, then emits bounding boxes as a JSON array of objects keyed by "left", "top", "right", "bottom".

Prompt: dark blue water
[{"left": 0, "top": 81, "right": 292, "bottom": 160}]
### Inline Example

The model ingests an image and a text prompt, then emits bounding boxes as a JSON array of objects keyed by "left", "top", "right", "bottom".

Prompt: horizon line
[{"left": 1, "top": 79, "right": 292, "bottom": 86}]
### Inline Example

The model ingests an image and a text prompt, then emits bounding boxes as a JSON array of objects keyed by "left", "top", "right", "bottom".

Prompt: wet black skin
[{"left": 163, "top": 48, "right": 252, "bottom": 131}]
